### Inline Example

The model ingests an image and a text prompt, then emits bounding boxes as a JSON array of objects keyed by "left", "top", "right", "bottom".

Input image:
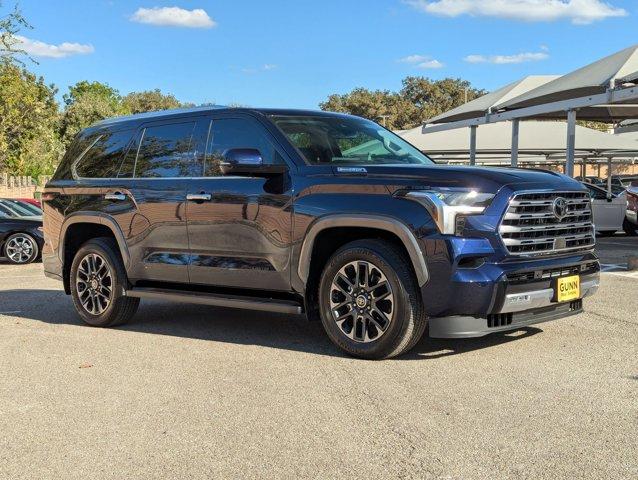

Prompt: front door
[{"left": 186, "top": 115, "right": 294, "bottom": 291}]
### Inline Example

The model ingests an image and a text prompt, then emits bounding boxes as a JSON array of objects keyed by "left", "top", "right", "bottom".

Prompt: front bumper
[
  {"left": 428, "top": 299, "right": 587, "bottom": 338},
  {"left": 420, "top": 241, "right": 600, "bottom": 337},
  {"left": 425, "top": 256, "right": 600, "bottom": 338}
]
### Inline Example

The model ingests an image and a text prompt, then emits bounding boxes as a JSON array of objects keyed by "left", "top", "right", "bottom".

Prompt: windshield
[
  {"left": 2, "top": 200, "right": 41, "bottom": 216},
  {"left": 271, "top": 115, "right": 433, "bottom": 165},
  {"left": 0, "top": 203, "right": 18, "bottom": 217},
  {"left": 0, "top": 200, "right": 37, "bottom": 217}
]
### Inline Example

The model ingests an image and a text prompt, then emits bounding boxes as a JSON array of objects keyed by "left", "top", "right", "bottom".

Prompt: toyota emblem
[{"left": 552, "top": 197, "right": 568, "bottom": 220}]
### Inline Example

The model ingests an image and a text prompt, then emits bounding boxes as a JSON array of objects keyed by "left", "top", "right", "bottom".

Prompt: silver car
[{"left": 583, "top": 183, "right": 627, "bottom": 236}]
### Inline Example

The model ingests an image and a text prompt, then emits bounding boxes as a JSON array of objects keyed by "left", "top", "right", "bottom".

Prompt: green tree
[
  {"left": 59, "top": 80, "right": 126, "bottom": 147},
  {"left": 320, "top": 77, "right": 486, "bottom": 130},
  {"left": 0, "top": 2, "right": 32, "bottom": 66},
  {"left": 0, "top": 64, "right": 61, "bottom": 176},
  {"left": 59, "top": 90, "right": 123, "bottom": 147},
  {"left": 63, "top": 80, "right": 121, "bottom": 108},
  {"left": 122, "top": 89, "right": 181, "bottom": 114}
]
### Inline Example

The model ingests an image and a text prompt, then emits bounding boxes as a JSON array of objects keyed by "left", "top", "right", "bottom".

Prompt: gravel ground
[{"left": 0, "top": 248, "right": 636, "bottom": 479}]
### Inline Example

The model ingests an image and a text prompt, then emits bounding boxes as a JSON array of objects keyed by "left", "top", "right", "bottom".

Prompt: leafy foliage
[
  {"left": 0, "top": 64, "right": 61, "bottom": 176},
  {"left": 320, "top": 77, "right": 486, "bottom": 130},
  {"left": 0, "top": 1, "right": 32, "bottom": 66},
  {"left": 122, "top": 89, "right": 182, "bottom": 114}
]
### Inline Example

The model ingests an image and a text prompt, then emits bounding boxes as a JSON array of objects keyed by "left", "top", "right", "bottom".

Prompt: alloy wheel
[
  {"left": 76, "top": 253, "right": 113, "bottom": 315},
  {"left": 329, "top": 260, "right": 395, "bottom": 343},
  {"left": 5, "top": 235, "right": 35, "bottom": 264}
]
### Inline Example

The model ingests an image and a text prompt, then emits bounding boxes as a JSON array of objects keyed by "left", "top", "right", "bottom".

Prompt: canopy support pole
[
  {"left": 469, "top": 125, "right": 477, "bottom": 165},
  {"left": 566, "top": 109, "right": 577, "bottom": 177},
  {"left": 511, "top": 119, "right": 520, "bottom": 167},
  {"left": 581, "top": 157, "right": 588, "bottom": 179},
  {"left": 607, "top": 156, "right": 613, "bottom": 195}
]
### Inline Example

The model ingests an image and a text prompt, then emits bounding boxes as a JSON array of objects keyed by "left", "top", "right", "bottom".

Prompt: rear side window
[
  {"left": 74, "top": 129, "right": 134, "bottom": 178},
  {"left": 135, "top": 122, "right": 197, "bottom": 178},
  {"left": 52, "top": 132, "right": 97, "bottom": 180}
]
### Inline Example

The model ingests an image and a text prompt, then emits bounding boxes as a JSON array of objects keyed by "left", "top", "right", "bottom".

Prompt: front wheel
[
  {"left": 3, "top": 233, "right": 39, "bottom": 264},
  {"left": 318, "top": 239, "right": 427, "bottom": 359},
  {"left": 70, "top": 237, "right": 139, "bottom": 327}
]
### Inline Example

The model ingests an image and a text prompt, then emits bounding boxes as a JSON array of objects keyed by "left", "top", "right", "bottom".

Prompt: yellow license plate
[{"left": 557, "top": 275, "right": 580, "bottom": 302}]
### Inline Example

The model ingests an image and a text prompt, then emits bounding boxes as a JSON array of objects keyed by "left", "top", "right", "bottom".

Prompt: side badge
[{"left": 336, "top": 167, "right": 368, "bottom": 175}]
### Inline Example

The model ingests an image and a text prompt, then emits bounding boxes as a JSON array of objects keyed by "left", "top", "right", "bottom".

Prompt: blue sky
[{"left": 8, "top": 0, "right": 638, "bottom": 108}]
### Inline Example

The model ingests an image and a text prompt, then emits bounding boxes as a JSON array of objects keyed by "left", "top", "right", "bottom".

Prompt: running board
[{"left": 126, "top": 287, "right": 303, "bottom": 314}]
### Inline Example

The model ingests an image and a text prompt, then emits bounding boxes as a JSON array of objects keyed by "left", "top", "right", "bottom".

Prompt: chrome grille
[{"left": 499, "top": 191, "right": 595, "bottom": 256}]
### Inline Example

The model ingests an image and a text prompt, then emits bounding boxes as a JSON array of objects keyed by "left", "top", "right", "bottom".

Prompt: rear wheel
[
  {"left": 70, "top": 237, "right": 139, "bottom": 327},
  {"left": 3, "top": 233, "right": 38, "bottom": 264},
  {"left": 318, "top": 239, "right": 427, "bottom": 359}
]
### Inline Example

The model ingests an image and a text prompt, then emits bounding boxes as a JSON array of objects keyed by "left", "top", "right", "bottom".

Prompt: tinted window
[
  {"left": 52, "top": 132, "right": 97, "bottom": 180},
  {"left": 205, "top": 118, "right": 281, "bottom": 176},
  {"left": 117, "top": 130, "right": 141, "bottom": 178},
  {"left": 74, "top": 129, "right": 134, "bottom": 178},
  {"left": 586, "top": 185, "right": 609, "bottom": 200},
  {"left": 135, "top": 122, "right": 197, "bottom": 178}
]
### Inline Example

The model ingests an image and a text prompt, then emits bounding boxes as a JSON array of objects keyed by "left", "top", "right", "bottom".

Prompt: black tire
[
  {"left": 318, "top": 239, "right": 427, "bottom": 360},
  {"left": 623, "top": 218, "right": 638, "bottom": 236},
  {"left": 70, "top": 237, "right": 139, "bottom": 327},
  {"left": 3, "top": 232, "right": 39, "bottom": 264}
]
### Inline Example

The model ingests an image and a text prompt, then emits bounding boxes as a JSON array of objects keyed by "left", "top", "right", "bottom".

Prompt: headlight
[{"left": 401, "top": 189, "right": 495, "bottom": 235}]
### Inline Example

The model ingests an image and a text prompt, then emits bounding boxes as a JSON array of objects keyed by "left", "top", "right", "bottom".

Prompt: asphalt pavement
[{"left": 0, "top": 240, "right": 636, "bottom": 479}]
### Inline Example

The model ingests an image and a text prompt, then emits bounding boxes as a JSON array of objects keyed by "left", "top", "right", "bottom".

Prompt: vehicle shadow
[{"left": 0, "top": 288, "right": 542, "bottom": 360}]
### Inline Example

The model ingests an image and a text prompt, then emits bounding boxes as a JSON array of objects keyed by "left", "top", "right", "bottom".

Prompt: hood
[{"left": 357, "top": 164, "right": 584, "bottom": 194}]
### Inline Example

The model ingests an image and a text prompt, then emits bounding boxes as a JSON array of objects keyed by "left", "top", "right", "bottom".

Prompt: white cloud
[
  {"left": 406, "top": 0, "right": 627, "bottom": 25},
  {"left": 131, "top": 6, "right": 216, "bottom": 28},
  {"left": 398, "top": 54, "right": 430, "bottom": 63},
  {"left": 417, "top": 59, "right": 444, "bottom": 69},
  {"left": 398, "top": 54, "right": 444, "bottom": 69},
  {"left": 262, "top": 64, "right": 277, "bottom": 70},
  {"left": 14, "top": 35, "right": 94, "bottom": 58},
  {"left": 464, "top": 51, "right": 549, "bottom": 64}
]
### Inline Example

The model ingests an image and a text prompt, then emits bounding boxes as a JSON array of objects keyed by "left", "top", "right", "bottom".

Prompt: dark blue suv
[{"left": 42, "top": 108, "right": 600, "bottom": 359}]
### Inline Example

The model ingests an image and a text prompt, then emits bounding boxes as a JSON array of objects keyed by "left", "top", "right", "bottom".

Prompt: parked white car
[{"left": 583, "top": 183, "right": 627, "bottom": 236}]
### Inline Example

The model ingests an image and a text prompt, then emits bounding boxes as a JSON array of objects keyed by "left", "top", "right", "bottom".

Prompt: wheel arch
[
  {"left": 59, "top": 213, "right": 130, "bottom": 293},
  {"left": 298, "top": 215, "right": 429, "bottom": 288}
]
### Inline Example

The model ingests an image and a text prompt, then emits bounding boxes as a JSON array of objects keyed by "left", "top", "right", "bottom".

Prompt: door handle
[
  {"left": 104, "top": 192, "right": 126, "bottom": 201},
  {"left": 186, "top": 193, "right": 212, "bottom": 202}
]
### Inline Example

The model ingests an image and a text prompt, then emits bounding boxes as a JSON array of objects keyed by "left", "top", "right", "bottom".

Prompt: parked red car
[{"left": 17, "top": 198, "right": 42, "bottom": 208}]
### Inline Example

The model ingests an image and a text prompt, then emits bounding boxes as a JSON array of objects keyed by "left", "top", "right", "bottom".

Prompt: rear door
[
  {"left": 185, "top": 114, "right": 294, "bottom": 291},
  {"left": 586, "top": 184, "right": 624, "bottom": 232},
  {"left": 106, "top": 118, "right": 202, "bottom": 284}
]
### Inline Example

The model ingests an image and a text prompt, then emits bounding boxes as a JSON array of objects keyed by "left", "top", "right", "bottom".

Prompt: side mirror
[
  {"left": 220, "top": 148, "right": 288, "bottom": 176},
  {"left": 606, "top": 193, "right": 613, "bottom": 202}
]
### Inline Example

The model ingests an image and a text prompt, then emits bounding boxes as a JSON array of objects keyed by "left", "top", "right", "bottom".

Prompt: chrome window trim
[{"left": 71, "top": 134, "right": 104, "bottom": 180}]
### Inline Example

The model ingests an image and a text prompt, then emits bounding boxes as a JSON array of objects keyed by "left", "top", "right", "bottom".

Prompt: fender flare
[
  {"left": 59, "top": 212, "right": 131, "bottom": 268},
  {"left": 297, "top": 214, "right": 429, "bottom": 287}
]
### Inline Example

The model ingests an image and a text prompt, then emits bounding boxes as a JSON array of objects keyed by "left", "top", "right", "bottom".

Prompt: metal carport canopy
[
  {"left": 404, "top": 120, "right": 638, "bottom": 154},
  {"left": 422, "top": 45, "right": 638, "bottom": 177}
]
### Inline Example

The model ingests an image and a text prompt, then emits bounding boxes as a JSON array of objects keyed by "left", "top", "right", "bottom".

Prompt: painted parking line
[{"left": 600, "top": 263, "right": 628, "bottom": 272}]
